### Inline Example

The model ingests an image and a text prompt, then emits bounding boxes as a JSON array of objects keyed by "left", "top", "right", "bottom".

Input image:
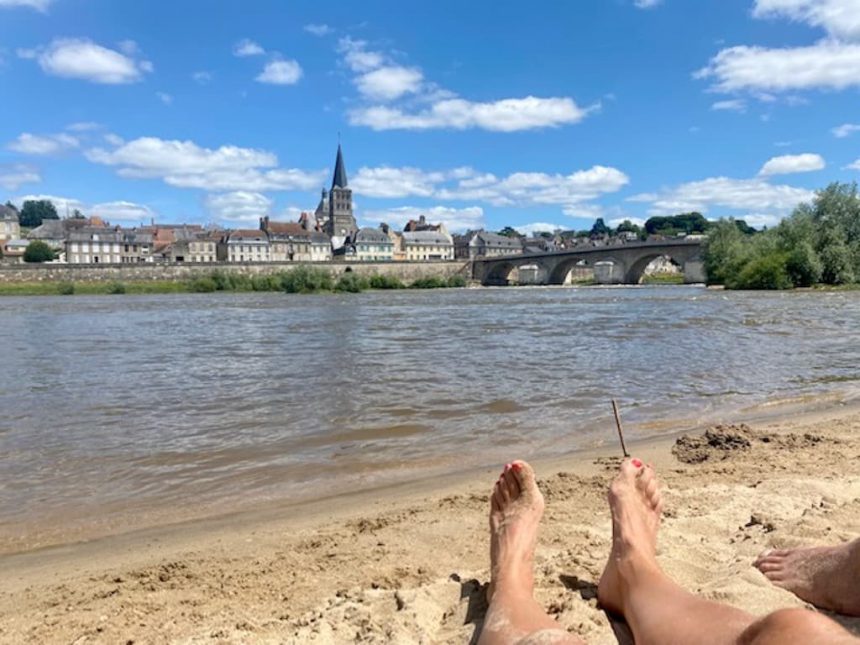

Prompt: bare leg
[
  {"left": 754, "top": 538, "right": 860, "bottom": 616},
  {"left": 597, "top": 458, "right": 857, "bottom": 645},
  {"left": 479, "top": 461, "right": 582, "bottom": 645}
]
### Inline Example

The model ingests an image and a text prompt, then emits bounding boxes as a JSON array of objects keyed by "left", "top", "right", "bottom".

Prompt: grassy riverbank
[{"left": 0, "top": 268, "right": 468, "bottom": 297}]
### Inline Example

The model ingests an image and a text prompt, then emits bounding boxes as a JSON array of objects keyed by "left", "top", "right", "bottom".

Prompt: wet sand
[{"left": 2, "top": 404, "right": 860, "bottom": 643}]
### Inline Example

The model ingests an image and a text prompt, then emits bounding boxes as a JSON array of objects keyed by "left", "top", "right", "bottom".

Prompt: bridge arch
[
  {"left": 624, "top": 253, "right": 682, "bottom": 284},
  {"left": 483, "top": 260, "right": 519, "bottom": 286}
]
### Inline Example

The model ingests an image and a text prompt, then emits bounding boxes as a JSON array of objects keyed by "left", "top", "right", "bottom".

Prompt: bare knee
[{"left": 740, "top": 608, "right": 855, "bottom": 645}]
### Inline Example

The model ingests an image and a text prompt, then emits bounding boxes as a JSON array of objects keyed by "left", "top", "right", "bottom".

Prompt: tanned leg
[
  {"left": 597, "top": 458, "right": 858, "bottom": 645},
  {"left": 478, "top": 461, "right": 583, "bottom": 645},
  {"left": 754, "top": 539, "right": 860, "bottom": 616}
]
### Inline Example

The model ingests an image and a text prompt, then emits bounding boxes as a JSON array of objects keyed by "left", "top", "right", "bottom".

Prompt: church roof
[{"left": 331, "top": 144, "right": 348, "bottom": 189}]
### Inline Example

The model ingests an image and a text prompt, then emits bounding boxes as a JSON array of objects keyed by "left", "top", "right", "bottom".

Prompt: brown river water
[{"left": 1, "top": 286, "right": 859, "bottom": 553}]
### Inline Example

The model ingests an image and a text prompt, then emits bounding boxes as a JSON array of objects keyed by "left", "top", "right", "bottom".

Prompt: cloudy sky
[{"left": 1, "top": 0, "right": 859, "bottom": 233}]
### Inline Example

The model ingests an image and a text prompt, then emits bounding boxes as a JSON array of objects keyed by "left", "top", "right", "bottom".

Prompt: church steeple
[{"left": 331, "top": 144, "right": 348, "bottom": 189}]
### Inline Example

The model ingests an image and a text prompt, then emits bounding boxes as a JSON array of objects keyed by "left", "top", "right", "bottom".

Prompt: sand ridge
[{"left": 1, "top": 412, "right": 860, "bottom": 643}]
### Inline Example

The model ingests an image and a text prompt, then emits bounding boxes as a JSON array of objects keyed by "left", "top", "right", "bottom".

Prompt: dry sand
[{"left": 2, "top": 405, "right": 860, "bottom": 644}]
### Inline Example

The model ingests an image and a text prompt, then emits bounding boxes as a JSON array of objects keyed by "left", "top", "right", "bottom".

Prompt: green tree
[
  {"left": 645, "top": 212, "right": 709, "bottom": 236},
  {"left": 590, "top": 217, "right": 610, "bottom": 237},
  {"left": 4, "top": 201, "right": 18, "bottom": 213},
  {"left": 817, "top": 227, "right": 855, "bottom": 284},
  {"left": 71, "top": 208, "right": 86, "bottom": 220},
  {"left": 19, "top": 199, "right": 59, "bottom": 228},
  {"left": 785, "top": 242, "right": 822, "bottom": 287},
  {"left": 703, "top": 219, "right": 748, "bottom": 285},
  {"left": 730, "top": 252, "right": 792, "bottom": 290},
  {"left": 23, "top": 240, "right": 56, "bottom": 263},
  {"left": 497, "top": 226, "right": 522, "bottom": 238}
]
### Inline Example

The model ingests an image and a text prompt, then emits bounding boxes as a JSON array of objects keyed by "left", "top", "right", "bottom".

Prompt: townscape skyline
[{"left": 1, "top": 0, "right": 860, "bottom": 234}]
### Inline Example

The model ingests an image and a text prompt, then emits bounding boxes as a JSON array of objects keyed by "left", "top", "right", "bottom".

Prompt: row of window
[{"left": 70, "top": 243, "right": 121, "bottom": 253}]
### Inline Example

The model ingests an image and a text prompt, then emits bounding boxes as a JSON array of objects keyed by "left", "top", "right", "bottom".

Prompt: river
[{"left": 1, "top": 286, "right": 858, "bottom": 552}]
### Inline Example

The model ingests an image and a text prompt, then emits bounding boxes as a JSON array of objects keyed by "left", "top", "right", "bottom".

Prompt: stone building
[
  {"left": 67, "top": 227, "right": 123, "bottom": 264},
  {"left": 454, "top": 231, "right": 523, "bottom": 260},
  {"left": 314, "top": 144, "right": 357, "bottom": 247},
  {"left": 401, "top": 230, "right": 455, "bottom": 261},
  {"left": 224, "top": 229, "right": 271, "bottom": 263},
  {"left": 0, "top": 205, "right": 20, "bottom": 242},
  {"left": 352, "top": 228, "right": 394, "bottom": 261},
  {"left": 119, "top": 229, "right": 155, "bottom": 263}
]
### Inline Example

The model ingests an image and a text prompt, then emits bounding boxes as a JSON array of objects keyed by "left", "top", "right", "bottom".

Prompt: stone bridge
[{"left": 472, "top": 239, "right": 705, "bottom": 286}]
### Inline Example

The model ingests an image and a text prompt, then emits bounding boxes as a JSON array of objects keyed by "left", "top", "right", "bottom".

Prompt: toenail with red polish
[
  {"left": 632, "top": 458, "right": 643, "bottom": 468},
  {"left": 512, "top": 463, "right": 522, "bottom": 471}
]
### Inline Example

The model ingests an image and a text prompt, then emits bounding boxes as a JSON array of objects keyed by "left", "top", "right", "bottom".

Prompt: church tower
[{"left": 326, "top": 144, "right": 356, "bottom": 239}]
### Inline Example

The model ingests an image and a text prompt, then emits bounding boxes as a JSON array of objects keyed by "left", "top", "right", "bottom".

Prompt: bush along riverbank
[
  {"left": 0, "top": 267, "right": 468, "bottom": 297},
  {"left": 704, "top": 182, "right": 860, "bottom": 290}
]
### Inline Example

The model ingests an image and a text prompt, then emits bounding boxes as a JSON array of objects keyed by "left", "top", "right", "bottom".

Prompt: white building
[
  {"left": 401, "top": 230, "right": 454, "bottom": 261},
  {"left": 0, "top": 205, "right": 20, "bottom": 242},
  {"left": 67, "top": 228, "right": 123, "bottom": 264},
  {"left": 352, "top": 228, "right": 394, "bottom": 262},
  {"left": 225, "top": 230, "right": 271, "bottom": 263}
]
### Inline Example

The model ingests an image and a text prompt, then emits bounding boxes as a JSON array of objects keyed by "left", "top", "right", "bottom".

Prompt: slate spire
[{"left": 331, "top": 144, "right": 348, "bottom": 189}]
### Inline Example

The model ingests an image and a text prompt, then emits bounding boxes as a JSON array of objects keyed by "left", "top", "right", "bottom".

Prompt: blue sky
[{"left": 1, "top": 0, "right": 859, "bottom": 234}]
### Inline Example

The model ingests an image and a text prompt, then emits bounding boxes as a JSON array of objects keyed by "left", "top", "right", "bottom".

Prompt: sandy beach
[{"left": 2, "top": 404, "right": 860, "bottom": 644}]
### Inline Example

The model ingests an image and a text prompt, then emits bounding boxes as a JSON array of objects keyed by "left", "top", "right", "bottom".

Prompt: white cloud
[
  {"left": 192, "top": 71, "right": 212, "bottom": 84},
  {"left": 205, "top": 191, "right": 272, "bottom": 223},
  {"left": 759, "top": 152, "right": 825, "bottom": 176},
  {"left": 12, "top": 194, "right": 85, "bottom": 214},
  {"left": 711, "top": 99, "right": 747, "bottom": 112},
  {"left": 355, "top": 66, "right": 423, "bottom": 101},
  {"left": 352, "top": 163, "right": 628, "bottom": 213},
  {"left": 753, "top": 0, "right": 860, "bottom": 41},
  {"left": 361, "top": 205, "right": 484, "bottom": 233},
  {"left": 739, "top": 212, "right": 785, "bottom": 229},
  {"left": 304, "top": 24, "right": 333, "bottom": 37},
  {"left": 697, "top": 41, "right": 860, "bottom": 93},
  {"left": 7, "top": 132, "right": 79, "bottom": 155},
  {"left": 846, "top": 158, "right": 860, "bottom": 170},
  {"left": 339, "top": 36, "right": 596, "bottom": 132},
  {"left": 634, "top": 0, "right": 662, "bottom": 8},
  {"left": 21, "top": 38, "right": 151, "bottom": 84},
  {"left": 352, "top": 166, "right": 447, "bottom": 198},
  {"left": 85, "top": 136, "right": 326, "bottom": 192},
  {"left": 832, "top": 123, "right": 860, "bottom": 138},
  {"left": 156, "top": 91, "right": 173, "bottom": 105},
  {"left": 256, "top": 59, "right": 303, "bottom": 85},
  {"left": 350, "top": 96, "right": 595, "bottom": 132},
  {"left": 631, "top": 176, "right": 814, "bottom": 216},
  {"left": 66, "top": 121, "right": 100, "bottom": 132},
  {"left": 233, "top": 39, "right": 265, "bottom": 57},
  {"left": 0, "top": 0, "right": 51, "bottom": 10},
  {"left": 337, "top": 37, "right": 385, "bottom": 72},
  {"left": 517, "top": 222, "right": 565, "bottom": 235},
  {"left": 90, "top": 200, "right": 155, "bottom": 222},
  {"left": 103, "top": 133, "right": 124, "bottom": 146},
  {"left": 0, "top": 164, "right": 40, "bottom": 190},
  {"left": 10, "top": 194, "right": 156, "bottom": 222},
  {"left": 608, "top": 216, "right": 647, "bottom": 228}
]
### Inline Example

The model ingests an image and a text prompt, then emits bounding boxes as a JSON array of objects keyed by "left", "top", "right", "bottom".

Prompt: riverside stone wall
[{"left": 0, "top": 261, "right": 472, "bottom": 284}]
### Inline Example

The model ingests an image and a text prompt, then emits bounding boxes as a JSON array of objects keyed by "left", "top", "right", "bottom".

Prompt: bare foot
[
  {"left": 754, "top": 540, "right": 860, "bottom": 616},
  {"left": 597, "top": 458, "right": 663, "bottom": 615},
  {"left": 488, "top": 460, "right": 545, "bottom": 602}
]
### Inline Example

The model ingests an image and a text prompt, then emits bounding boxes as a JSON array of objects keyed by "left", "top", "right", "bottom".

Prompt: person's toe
[{"left": 502, "top": 467, "right": 521, "bottom": 500}]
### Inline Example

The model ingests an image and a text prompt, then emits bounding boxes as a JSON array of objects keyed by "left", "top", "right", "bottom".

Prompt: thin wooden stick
[{"left": 611, "top": 399, "right": 630, "bottom": 458}]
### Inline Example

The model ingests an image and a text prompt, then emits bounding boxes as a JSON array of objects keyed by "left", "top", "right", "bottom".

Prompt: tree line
[{"left": 704, "top": 182, "right": 860, "bottom": 289}]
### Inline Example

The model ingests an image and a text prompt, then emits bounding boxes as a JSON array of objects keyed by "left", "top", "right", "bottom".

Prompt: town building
[
  {"left": 454, "top": 231, "right": 523, "bottom": 260},
  {"left": 0, "top": 205, "right": 20, "bottom": 242},
  {"left": 401, "top": 230, "right": 455, "bottom": 261},
  {"left": 352, "top": 228, "right": 394, "bottom": 261},
  {"left": 163, "top": 228, "right": 219, "bottom": 263},
  {"left": 1, "top": 239, "right": 28, "bottom": 263},
  {"left": 314, "top": 144, "right": 357, "bottom": 246},
  {"left": 224, "top": 229, "right": 271, "bottom": 263},
  {"left": 67, "top": 227, "right": 123, "bottom": 264},
  {"left": 119, "top": 229, "right": 155, "bottom": 263}
]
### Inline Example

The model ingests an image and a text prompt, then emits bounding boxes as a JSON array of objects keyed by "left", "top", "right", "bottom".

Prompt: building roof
[
  {"left": 473, "top": 231, "right": 523, "bottom": 249},
  {"left": 331, "top": 143, "right": 348, "bottom": 189},
  {"left": 27, "top": 220, "right": 66, "bottom": 240},
  {"left": 354, "top": 227, "right": 392, "bottom": 244},
  {"left": 120, "top": 230, "right": 154, "bottom": 244},
  {"left": 402, "top": 230, "right": 453, "bottom": 245},
  {"left": 0, "top": 205, "right": 19, "bottom": 223},
  {"left": 264, "top": 221, "right": 307, "bottom": 236},
  {"left": 68, "top": 227, "right": 123, "bottom": 243},
  {"left": 228, "top": 229, "right": 269, "bottom": 242},
  {"left": 309, "top": 232, "right": 331, "bottom": 244}
]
